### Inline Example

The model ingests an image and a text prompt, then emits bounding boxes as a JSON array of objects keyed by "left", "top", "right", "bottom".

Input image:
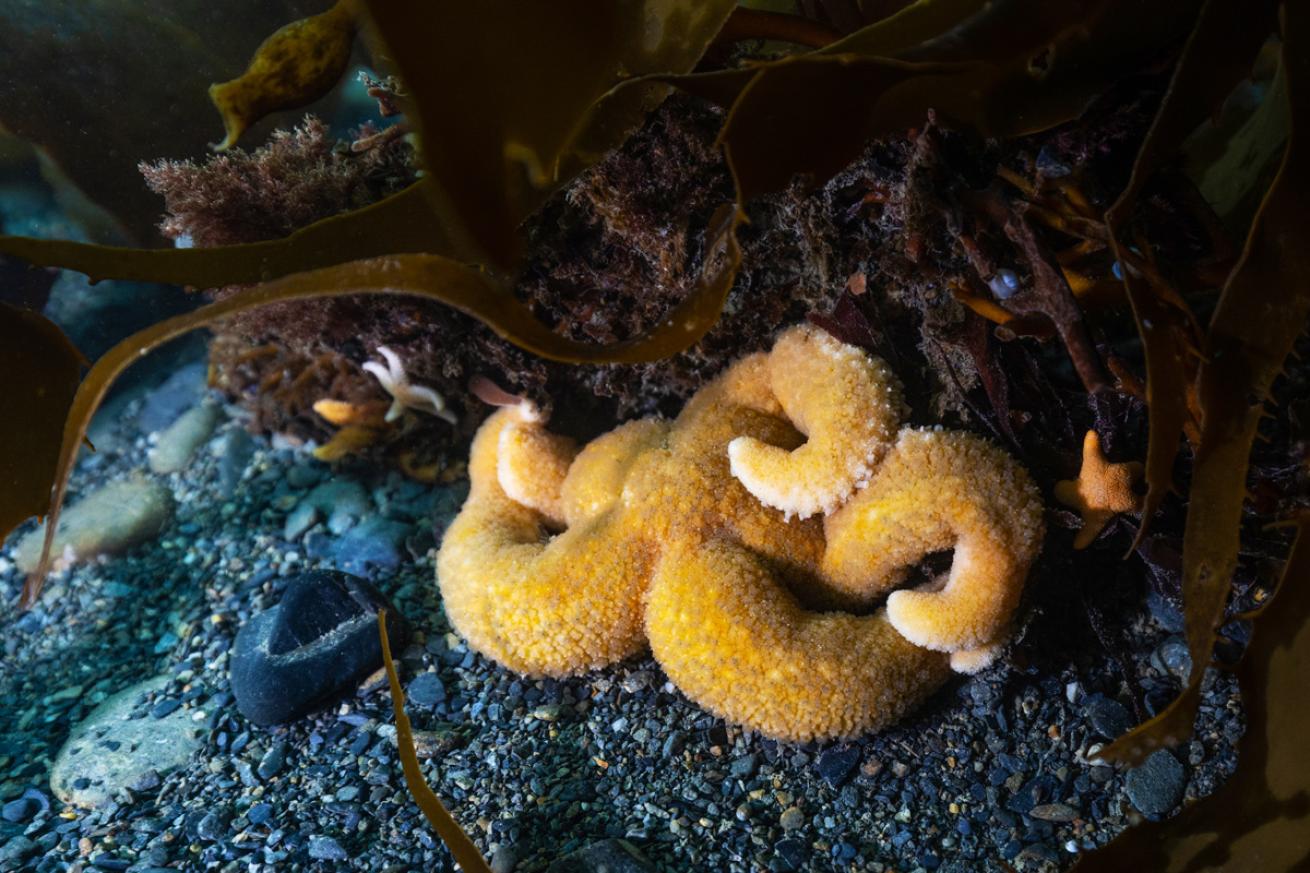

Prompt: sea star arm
[
  {"left": 559, "top": 418, "right": 670, "bottom": 526},
  {"left": 822, "top": 428, "right": 1044, "bottom": 671},
  {"left": 436, "top": 408, "right": 650, "bottom": 676},
  {"left": 496, "top": 407, "right": 579, "bottom": 527},
  {"left": 728, "top": 324, "right": 905, "bottom": 519},
  {"left": 645, "top": 541, "right": 950, "bottom": 742}
]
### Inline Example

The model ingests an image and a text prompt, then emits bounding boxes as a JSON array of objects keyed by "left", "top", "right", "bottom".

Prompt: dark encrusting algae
[{"left": 0, "top": 345, "right": 1241, "bottom": 872}]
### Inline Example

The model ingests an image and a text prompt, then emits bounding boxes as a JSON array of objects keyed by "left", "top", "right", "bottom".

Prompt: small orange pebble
[{"left": 1054, "top": 430, "right": 1145, "bottom": 549}]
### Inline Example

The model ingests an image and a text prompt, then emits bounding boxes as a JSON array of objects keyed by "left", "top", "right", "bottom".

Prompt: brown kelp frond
[
  {"left": 209, "top": 0, "right": 358, "bottom": 151},
  {"left": 1074, "top": 514, "right": 1310, "bottom": 871},
  {"left": 658, "top": 0, "right": 1202, "bottom": 203},
  {"left": 0, "top": 182, "right": 455, "bottom": 287},
  {"left": 359, "top": 0, "right": 738, "bottom": 271},
  {"left": 18, "top": 211, "right": 741, "bottom": 603},
  {"left": 0, "top": 0, "right": 331, "bottom": 241},
  {"left": 1105, "top": 0, "right": 1278, "bottom": 544},
  {"left": 0, "top": 305, "right": 84, "bottom": 548},
  {"left": 378, "top": 610, "right": 492, "bottom": 873},
  {"left": 1098, "top": 0, "right": 1310, "bottom": 768}
]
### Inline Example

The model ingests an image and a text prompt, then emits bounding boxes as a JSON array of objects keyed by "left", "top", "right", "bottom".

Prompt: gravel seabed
[{"left": 0, "top": 352, "right": 1242, "bottom": 873}]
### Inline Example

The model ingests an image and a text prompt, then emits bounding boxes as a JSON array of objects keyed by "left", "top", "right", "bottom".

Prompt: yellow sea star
[
  {"left": 1054, "top": 429, "right": 1143, "bottom": 549},
  {"left": 436, "top": 324, "right": 1045, "bottom": 740}
]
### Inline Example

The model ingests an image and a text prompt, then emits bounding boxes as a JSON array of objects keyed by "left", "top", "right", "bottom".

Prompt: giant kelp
[
  {"left": 0, "top": 0, "right": 334, "bottom": 242},
  {"left": 1, "top": 1, "right": 1308, "bottom": 869}
]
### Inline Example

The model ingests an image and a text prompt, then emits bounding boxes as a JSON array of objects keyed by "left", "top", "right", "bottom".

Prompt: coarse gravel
[{"left": 0, "top": 351, "right": 1243, "bottom": 873}]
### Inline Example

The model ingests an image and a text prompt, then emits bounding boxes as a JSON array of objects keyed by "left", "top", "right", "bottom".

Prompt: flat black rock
[{"left": 230, "top": 570, "right": 409, "bottom": 726}]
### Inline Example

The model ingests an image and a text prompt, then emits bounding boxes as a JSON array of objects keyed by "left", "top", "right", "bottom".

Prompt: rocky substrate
[{"left": 0, "top": 347, "right": 1242, "bottom": 873}]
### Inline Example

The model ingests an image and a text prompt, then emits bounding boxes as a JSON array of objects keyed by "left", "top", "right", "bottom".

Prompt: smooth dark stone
[
  {"left": 229, "top": 570, "right": 409, "bottom": 726},
  {"left": 547, "top": 839, "right": 654, "bottom": 873},
  {"left": 816, "top": 745, "right": 860, "bottom": 788},
  {"left": 1085, "top": 695, "right": 1133, "bottom": 739},
  {"left": 406, "top": 673, "right": 446, "bottom": 708},
  {"left": 137, "top": 362, "right": 206, "bottom": 434},
  {"left": 1125, "top": 750, "right": 1186, "bottom": 816},
  {"left": 149, "top": 698, "right": 181, "bottom": 719},
  {"left": 246, "top": 803, "right": 273, "bottom": 826}
]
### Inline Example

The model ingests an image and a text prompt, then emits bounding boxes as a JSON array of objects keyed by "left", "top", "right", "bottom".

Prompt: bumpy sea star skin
[
  {"left": 436, "top": 407, "right": 654, "bottom": 675},
  {"left": 822, "top": 427, "right": 1045, "bottom": 673},
  {"left": 436, "top": 324, "right": 1044, "bottom": 739},
  {"left": 1054, "top": 429, "right": 1144, "bottom": 549},
  {"left": 728, "top": 324, "right": 906, "bottom": 520},
  {"left": 645, "top": 544, "right": 950, "bottom": 742},
  {"left": 437, "top": 358, "right": 825, "bottom": 678}
]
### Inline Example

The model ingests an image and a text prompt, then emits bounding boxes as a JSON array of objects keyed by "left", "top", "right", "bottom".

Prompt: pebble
[
  {"left": 779, "top": 806, "right": 805, "bottom": 831},
  {"left": 1152, "top": 635, "right": 1193, "bottom": 678},
  {"left": 137, "top": 362, "right": 206, "bottom": 433},
  {"left": 303, "top": 480, "right": 371, "bottom": 534},
  {"left": 329, "top": 517, "right": 410, "bottom": 577},
  {"left": 13, "top": 476, "right": 174, "bottom": 572},
  {"left": 148, "top": 402, "right": 219, "bottom": 474},
  {"left": 406, "top": 672, "right": 446, "bottom": 707},
  {"left": 0, "top": 796, "right": 37, "bottom": 824},
  {"left": 816, "top": 744, "right": 860, "bottom": 787},
  {"left": 50, "top": 677, "right": 206, "bottom": 808},
  {"left": 308, "top": 834, "right": 350, "bottom": 861},
  {"left": 1085, "top": 695, "right": 1134, "bottom": 739},
  {"left": 229, "top": 570, "right": 409, "bottom": 725},
  {"left": 546, "top": 839, "right": 653, "bottom": 872},
  {"left": 729, "top": 754, "right": 759, "bottom": 780},
  {"left": 0, "top": 835, "right": 36, "bottom": 865},
  {"left": 247, "top": 802, "right": 273, "bottom": 825},
  {"left": 257, "top": 740, "right": 287, "bottom": 779},
  {"left": 491, "top": 843, "right": 520, "bottom": 873},
  {"left": 1125, "top": 750, "right": 1186, "bottom": 816},
  {"left": 283, "top": 501, "right": 320, "bottom": 541},
  {"left": 1029, "top": 803, "right": 1079, "bottom": 822},
  {"left": 218, "top": 428, "right": 256, "bottom": 497}
]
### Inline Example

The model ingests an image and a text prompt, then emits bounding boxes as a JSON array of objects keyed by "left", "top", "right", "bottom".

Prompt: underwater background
[{"left": 2, "top": 2, "right": 1308, "bottom": 871}]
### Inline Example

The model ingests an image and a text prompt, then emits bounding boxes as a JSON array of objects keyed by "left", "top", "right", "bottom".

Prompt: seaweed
[
  {"left": 378, "top": 609, "right": 492, "bottom": 873},
  {"left": 0, "top": 305, "right": 84, "bottom": 548},
  {"left": 0, "top": 0, "right": 333, "bottom": 241},
  {"left": 209, "top": 0, "right": 358, "bottom": 151},
  {"left": 1096, "top": 0, "right": 1310, "bottom": 771},
  {"left": 1075, "top": 515, "right": 1310, "bottom": 870},
  {"left": 2, "top": 1, "right": 1309, "bottom": 868},
  {"left": 1104, "top": 0, "right": 1277, "bottom": 541}
]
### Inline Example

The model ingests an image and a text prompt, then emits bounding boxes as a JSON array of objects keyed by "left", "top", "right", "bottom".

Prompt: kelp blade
[
  {"left": 209, "top": 0, "right": 358, "bottom": 151},
  {"left": 378, "top": 610, "right": 492, "bottom": 873},
  {"left": 0, "top": 305, "right": 84, "bottom": 550},
  {"left": 1099, "top": 0, "right": 1310, "bottom": 768},
  {"left": 0, "top": 183, "right": 460, "bottom": 288},
  {"left": 1105, "top": 0, "right": 1276, "bottom": 544},
  {"left": 20, "top": 204, "right": 741, "bottom": 604},
  {"left": 1076, "top": 516, "right": 1310, "bottom": 871},
  {"left": 359, "top": 0, "right": 736, "bottom": 271}
]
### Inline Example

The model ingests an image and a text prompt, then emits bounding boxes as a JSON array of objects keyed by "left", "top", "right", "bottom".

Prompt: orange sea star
[{"left": 1055, "top": 429, "right": 1144, "bottom": 549}]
